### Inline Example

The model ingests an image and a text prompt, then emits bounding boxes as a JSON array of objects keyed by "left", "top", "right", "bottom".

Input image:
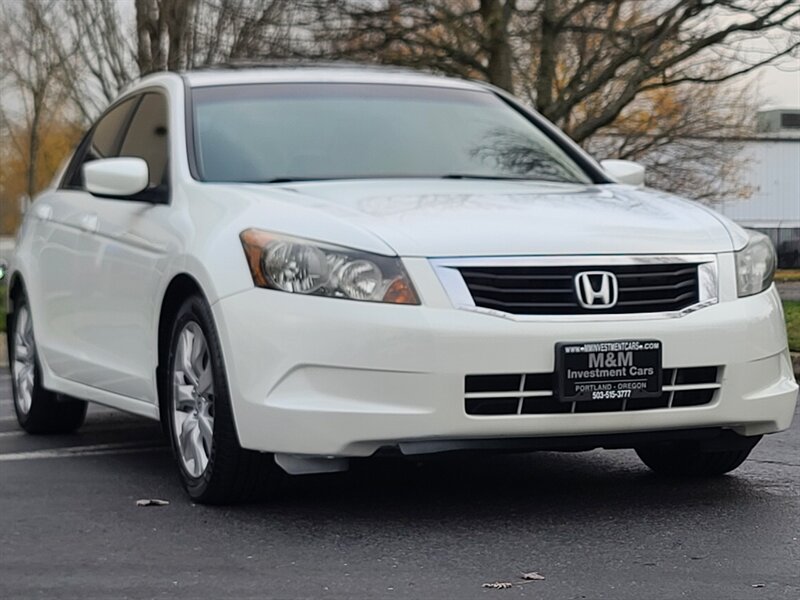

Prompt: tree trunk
[
  {"left": 166, "top": 0, "right": 196, "bottom": 70},
  {"left": 480, "top": 0, "right": 514, "bottom": 92},
  {"left": 535, "top": 0, "right": 558, "bottom": 118},
  {"left": 135, "top": 0, "right": 167, "bottom": 73},
  {"left": 27, "top": 92, "right": 43, "bottom": 201}
]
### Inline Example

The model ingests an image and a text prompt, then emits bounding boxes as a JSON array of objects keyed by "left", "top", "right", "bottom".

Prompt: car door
[
  {"left": 66, "top": 91, "right": 176, "bottom": 403},
  {"left": 32, "top": 97, "right": 139, "bottom": 382}
]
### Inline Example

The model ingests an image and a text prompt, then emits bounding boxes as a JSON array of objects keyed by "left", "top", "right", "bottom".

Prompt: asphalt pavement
[{"left": 0, "top": 372, "right": 798, "bottom": 600}]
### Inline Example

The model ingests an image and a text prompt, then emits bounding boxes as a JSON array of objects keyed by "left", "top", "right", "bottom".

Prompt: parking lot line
[{"left": 0, "top": 442, "right": 165, "bottom": 462}]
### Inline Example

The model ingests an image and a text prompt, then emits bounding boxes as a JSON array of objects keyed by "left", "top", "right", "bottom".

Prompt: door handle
[
  {"left": 34, "top": 205, "right": 52, "bottom": 221},
  {"left": 80, "top": 213, "right": 98, "bottom": 233}
]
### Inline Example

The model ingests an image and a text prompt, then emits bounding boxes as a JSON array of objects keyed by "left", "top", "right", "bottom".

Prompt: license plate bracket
[{"left": 555, "top": 340, "right": 662, "bottom": 402}]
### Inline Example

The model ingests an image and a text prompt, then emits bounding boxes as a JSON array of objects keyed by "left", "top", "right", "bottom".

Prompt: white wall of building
[{"left": 711, "top": 139, "right": 800, "bottom": 228}]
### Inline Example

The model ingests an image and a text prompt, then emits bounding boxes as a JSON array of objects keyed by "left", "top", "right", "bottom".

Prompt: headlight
[
  {"left": 735, "top": 230, "right": 776, "bottom": 297},
  {"left": 240, "top": 229, "right": 420, "bottom": 305}
]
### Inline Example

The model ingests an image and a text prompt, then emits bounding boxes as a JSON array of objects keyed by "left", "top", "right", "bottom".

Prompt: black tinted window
[
  {"left": 88, "top": 98, "right": 137, "bottom": 160},
  {"left": 119, "top": 93, "right": 169, "bottom": 187},
  {"left": 64, "top": 97, "right": 137, "bottom": 188}
]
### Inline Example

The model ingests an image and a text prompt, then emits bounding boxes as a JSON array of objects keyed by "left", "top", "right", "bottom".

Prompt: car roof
[{"left": 138, "top": 63, "right": 490, "bottom": 92}]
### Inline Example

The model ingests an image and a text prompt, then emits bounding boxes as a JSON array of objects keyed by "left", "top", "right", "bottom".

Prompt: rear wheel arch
[{"left": 7, "top": 282, "right": 87, "bottom": 433}]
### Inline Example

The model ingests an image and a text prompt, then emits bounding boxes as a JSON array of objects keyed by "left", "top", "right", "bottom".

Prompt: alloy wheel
[
  {"left": 172, "top": 321, "right": 216, "bottom": 478},
  {"left": 12, "top": 305, "right": 35, "bottom": 415}
]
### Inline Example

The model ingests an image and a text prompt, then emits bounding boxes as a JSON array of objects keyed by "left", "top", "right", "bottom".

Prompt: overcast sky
[{"left": 755, "top": 63, "right": 800, "bottom": 108}]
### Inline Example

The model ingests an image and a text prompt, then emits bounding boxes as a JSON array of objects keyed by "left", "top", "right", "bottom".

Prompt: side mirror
[
  {"left": 600, "top": 159, "right": 646, "bottom": 186},
  {"left": 84, "top": 157, "right": 149, "bottom": 197}
]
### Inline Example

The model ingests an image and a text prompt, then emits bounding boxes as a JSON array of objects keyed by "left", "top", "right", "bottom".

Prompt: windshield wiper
[
  {"left": 441, "top": 174, "right": 551, "bottom": 181},
  {"left": 244, "top": 177, "right": 333, "bottom": 184},
  {"left": 244, "top": 174, "right": 572, "bottom": 183}
]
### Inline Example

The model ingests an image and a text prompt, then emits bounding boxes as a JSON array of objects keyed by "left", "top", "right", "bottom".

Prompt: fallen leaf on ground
[
  {"left": 521, "top": 572, "right": 545, "bottom": 580},
  {"left": 136, "top": 499, "right": 170, "bottom": 507},
  {"left": 482, "top": 582, "right": 513, "bottom": 589}
]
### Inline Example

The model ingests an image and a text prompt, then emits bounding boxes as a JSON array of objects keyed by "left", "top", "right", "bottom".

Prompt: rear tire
[
  {"left": 164, "top": 293, "right": 281, "bottom": 504},
  {"left": 635, "top": 438, "right": 760, "bottom": 477},
  {"left": 9, "top": 291, "right": 87, "bottom": 434}
]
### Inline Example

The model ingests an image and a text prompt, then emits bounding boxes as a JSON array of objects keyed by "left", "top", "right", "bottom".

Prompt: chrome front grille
[
  {"left": 457, "top": 263, "right": 700, "bottom": 315},
  {"left": 464, "top": 367, "right": 721, "bottom": 416},
  {"left": 431, "top": 255, "right": 719, "bottom": 319}
]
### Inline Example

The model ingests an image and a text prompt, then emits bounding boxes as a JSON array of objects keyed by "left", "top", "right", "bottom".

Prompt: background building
[{"left": 711, "top": 108, "right": 800, "bottom": 268}]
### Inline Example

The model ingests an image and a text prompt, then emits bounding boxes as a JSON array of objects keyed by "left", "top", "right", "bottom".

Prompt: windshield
[{"left": 191, "top": 83, "right": 592, "bottom": 184}]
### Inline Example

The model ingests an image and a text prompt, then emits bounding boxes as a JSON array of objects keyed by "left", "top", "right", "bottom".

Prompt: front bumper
[{"left": 212, "top": 264, "right": 797, "bottom": 457}]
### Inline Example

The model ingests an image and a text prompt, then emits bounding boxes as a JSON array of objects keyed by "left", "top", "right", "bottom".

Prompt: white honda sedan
[{"left": 4, "top": 66, "right": 797, "bottom": 504}]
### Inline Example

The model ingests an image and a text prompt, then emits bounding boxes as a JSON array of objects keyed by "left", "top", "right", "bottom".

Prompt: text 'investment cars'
[{"left": 4, "top": 66, "right": 797, "bottom": 503}]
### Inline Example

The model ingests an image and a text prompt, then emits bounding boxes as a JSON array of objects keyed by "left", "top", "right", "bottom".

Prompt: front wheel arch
[
  {"left": 5, "top": 273, "right": 27, "bottom": 366},
  {"left": 156, "top": 274, "right": 207, "bottom": 428},
  {"left": 160, "top": 288, "right": 280, "bottom": 503}
]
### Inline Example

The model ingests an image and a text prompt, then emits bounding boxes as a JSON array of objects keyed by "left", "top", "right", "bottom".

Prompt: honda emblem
[{"left": 575, "top": 271, "right": 619, "bottom": 309}]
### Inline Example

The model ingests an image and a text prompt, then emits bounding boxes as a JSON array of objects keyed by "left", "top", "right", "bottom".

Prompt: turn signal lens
[
  {"left": 383, "top": 277, "right": 417, "bottom": 304},
  {"left": 240, "top": 229, "right": 420, "bottom": 305}
]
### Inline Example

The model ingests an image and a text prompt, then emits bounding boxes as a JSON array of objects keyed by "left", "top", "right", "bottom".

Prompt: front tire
[
  {"left": 165, "top": 294, "right": 279, "bottom": 504},
  {"left": 9, "top": 292, "right": 87, "bottom": 434},
  {"left": 635, "top": 437, "right": 761, "bottom": 477}
]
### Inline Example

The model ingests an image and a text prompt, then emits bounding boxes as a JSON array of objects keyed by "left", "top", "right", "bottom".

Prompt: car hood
[{"left": 246, "top": 179, "right": 739, "bottom": 257}]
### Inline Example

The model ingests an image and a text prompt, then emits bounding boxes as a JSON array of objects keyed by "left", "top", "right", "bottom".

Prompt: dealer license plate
[{"left": 555, "top": 340, "right": 662, "bottom": 402}]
